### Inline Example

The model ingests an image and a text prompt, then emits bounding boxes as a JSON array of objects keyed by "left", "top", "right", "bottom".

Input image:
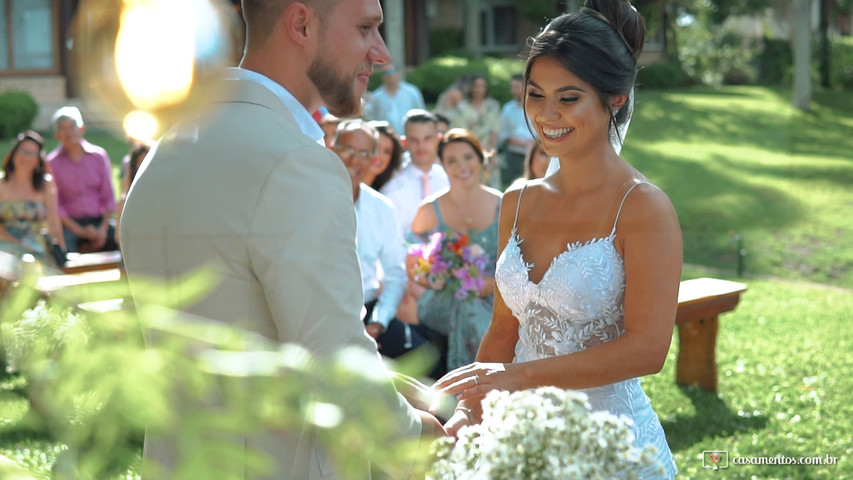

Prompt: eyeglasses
[{"left": 333, "top": 144, "right": 373, "bottom": 161}]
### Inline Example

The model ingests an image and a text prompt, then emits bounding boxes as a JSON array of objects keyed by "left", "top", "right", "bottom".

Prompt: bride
[{"left": 431, "top": 1, "right": 681, "bottom": 477}]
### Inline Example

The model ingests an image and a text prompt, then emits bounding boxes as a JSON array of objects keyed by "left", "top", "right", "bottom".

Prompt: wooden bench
[
  {"left": 62, "top": 250, "right": 123, "bottom": 274},
  {"left": 36, "top": 267, "right": 124, "bottom": 295},
  {"left": 675, "top": 277, "right": 748, "bottom": 393}
]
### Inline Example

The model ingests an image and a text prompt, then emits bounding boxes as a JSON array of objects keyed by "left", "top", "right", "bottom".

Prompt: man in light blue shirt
[
  {"left": 365, "top": 63, "right": 425, "bottom": 134},
  {"left": 498, "top": 74, "right": 536, "bottom": 183}
]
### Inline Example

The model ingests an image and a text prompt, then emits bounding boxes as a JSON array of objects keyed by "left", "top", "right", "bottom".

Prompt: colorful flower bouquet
[
  {"left": 408, "top": 231, "right": 489, "bottom": 301},
  {"left": 429, "top": 387, "right": 664, "bottom": 479}
]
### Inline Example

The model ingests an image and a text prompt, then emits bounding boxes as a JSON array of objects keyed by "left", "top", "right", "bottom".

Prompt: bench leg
[{"left": 676, "top": 315, "right": 719, "bottom": 393}]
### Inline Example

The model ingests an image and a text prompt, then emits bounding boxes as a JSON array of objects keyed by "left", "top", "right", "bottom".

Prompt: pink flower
[{"left": 409, "top": 231, "right": 489, "bottom": 301}]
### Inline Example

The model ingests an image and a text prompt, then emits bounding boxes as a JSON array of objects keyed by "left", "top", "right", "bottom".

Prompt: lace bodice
[
  {"left": 498, "top": 232, "right": 626, "bottom": 360},
  {"left": 494, "top": 181, "right": 677, "bottom": 478}
]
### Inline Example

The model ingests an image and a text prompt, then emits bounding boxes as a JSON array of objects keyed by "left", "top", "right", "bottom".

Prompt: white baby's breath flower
[{"left": 430, "top": 387, "right": 661, "bottom": 480}]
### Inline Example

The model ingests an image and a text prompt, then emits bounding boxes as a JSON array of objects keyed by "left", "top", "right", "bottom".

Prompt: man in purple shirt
[{"left": 47, "top": 106, "right": 118, "bottom": 253}]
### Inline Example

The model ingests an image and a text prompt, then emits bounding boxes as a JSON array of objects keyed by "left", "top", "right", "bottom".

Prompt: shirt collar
[
  {"left": 55, "top": 138, "right": 98, "bottom": 157},
  {"left": 404, "top": 159, "right": 439, "bottom": 178},
  {"left": 229, "top": 67, "right": 325, "bottom": 145}
]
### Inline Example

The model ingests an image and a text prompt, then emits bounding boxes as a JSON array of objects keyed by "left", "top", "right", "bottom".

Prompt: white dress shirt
[
  {"left": 354, "top": 184, "right": 406, "bottom": 329},
  {"left": 380, "top": 157, "right": 449, "bottom": 239}
]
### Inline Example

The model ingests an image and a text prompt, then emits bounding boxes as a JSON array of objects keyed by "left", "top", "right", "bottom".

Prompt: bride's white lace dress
[{"left": 495, "top": 182, "right": 677, "bottom": 479}]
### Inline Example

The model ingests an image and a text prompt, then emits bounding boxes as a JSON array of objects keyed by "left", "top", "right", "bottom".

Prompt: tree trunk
[
  {"left": 793, "top": 0, "right": 813, "bottom": 111},
  {"left": 464, "top": 0, "right": 482, "bottom": 59},
  {"left": 819, "top": 0, "right": 831, "bottom": 87},
  {"left": 384, "top": 0, "right": 406, "bottom": 76}
]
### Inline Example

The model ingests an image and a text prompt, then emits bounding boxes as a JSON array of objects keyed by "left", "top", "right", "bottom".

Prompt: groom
[{"left": 120, "top": 0, "right": 443, "bottom": 478}]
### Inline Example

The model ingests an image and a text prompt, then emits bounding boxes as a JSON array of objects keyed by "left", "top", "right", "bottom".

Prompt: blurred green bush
[{"left": 0, "top": 91, "right": 38, "bottom": 140}]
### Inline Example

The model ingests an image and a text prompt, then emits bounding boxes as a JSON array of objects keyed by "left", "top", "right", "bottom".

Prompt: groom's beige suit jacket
[{"left": 120, "top": 72, "right": 421, "bottom": 479}]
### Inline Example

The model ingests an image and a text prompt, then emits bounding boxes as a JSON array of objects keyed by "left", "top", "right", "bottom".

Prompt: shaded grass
[
  {"left": 625, "top": 86, "right": 853, "bottom": 288},
  {"left": 642, "top": 266, "right": 853, "bottom": 478}
]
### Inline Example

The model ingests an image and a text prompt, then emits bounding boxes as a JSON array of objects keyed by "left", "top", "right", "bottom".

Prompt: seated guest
[
  {"left": 508, "top": 141, "right": 551, "bottom": 190},
  {"left": 433, "top": 112, "right": 451, "bottom": 137},
  {"left": 380, "top": 109, "right": 449, "bottom": 239},
  {"left": 332, "top": 119, "right": 441, "bottom": 369},
  {"left": 450, "top": 73, "right": 502, "bottom": 188},
  {"left": 499, "top": 73, "right": 536, "bottom": 184},
  {"left": 115, "top": 142, "right": 151, "bottom": 246},
  {"left": 409, "top": 128, "right": 502, "bottom": 372},
  {"left": 47, "top": 106, "right": 118, "bottom": 253},
  {"left": 0, "top": 131, "right": 66, "bottom": 266},
  {"left": 320, "top": 111, "right": 343, "bottom": 148},
  {"left": 365, "top": 63, "right": 426, "bottom": 134},
  {"left": 364, "top": 121, "right": 404, "bottom": 192}
]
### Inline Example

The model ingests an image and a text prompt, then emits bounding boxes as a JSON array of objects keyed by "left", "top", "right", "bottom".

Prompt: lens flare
[
  {"left": 123, "top": 110, "right": 159, "bottom": 142},
  {"left": 72, "top": 0, "right": 239, "bottom": 140}
]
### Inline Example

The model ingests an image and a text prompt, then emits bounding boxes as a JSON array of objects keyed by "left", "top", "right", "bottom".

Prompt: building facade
[{"left": 2, "top": 0, "right": 670, "bottom": 130}]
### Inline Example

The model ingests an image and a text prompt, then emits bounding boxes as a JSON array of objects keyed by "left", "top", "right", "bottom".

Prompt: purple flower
[
  {"left": 432, "top": 257, "right": 450, "bottom": 274},
  {"left": 407, "top": 243, "right": 427, "bottom": 257},
  {"left": 474, "top": 255, "right": 489, "bottom": 271}
]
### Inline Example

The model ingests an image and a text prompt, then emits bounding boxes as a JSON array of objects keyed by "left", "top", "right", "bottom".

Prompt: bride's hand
[
  {"left": 443, "top": 407, "right": 475, "bottom": 438},
  {"left": 431, "top": 362, "right": 521, "bottom": 401}
]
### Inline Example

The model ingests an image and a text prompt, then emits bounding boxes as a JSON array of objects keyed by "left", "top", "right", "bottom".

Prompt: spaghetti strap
[
  {"left": 431, "top": 200, "right": 446, "bottom": 229},
  {"left": 611, "top": 181, "right": 652, "bottom": 235},
  {"left": 512, "top": 184, "right": 527, "bottom": 232}
]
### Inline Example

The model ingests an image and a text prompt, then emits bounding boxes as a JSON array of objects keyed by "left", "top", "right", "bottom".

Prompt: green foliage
[
  {"left": 0, "top": 91, "right": 38, "bottom": 140},
  {"left": 757, "top": 37, "right": 793, "bottom": 86},
  {"left": 637, "top": 62, "right": 694, "bottom": 89},
  {"left": 511, "top": 0, "right": 563, "bottom": 24},
  {"left": 677, "top": 21, "right": 760, "bottom": 87},
  {"left": 830, "top": 37, "right": 853, "bottom": 89},
  {"left": 0, "top": 268, "right": 434, "bottom": 479},
  {"left": 428, "top": 27, "right": 467, "bottom": 58},
  {"left": 670, "top": 0, "right": 772, "bottom": 25},
  {"left": 404, "top": 56, "right": 526, "bottom": 105}
]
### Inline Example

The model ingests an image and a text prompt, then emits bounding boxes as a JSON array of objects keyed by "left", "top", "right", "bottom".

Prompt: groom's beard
[{"left": 308, "top": 51, "right": 362, "bottom": 119}]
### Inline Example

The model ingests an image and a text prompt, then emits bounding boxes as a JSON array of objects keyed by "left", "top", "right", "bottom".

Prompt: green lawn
[
  {"left": 646, "top": 265, "right": 853, "bottom": 478},
  {"left": 3, "top": 86, "right": 853, "bottom": 478},
  {"left": 626, "top": 87, "right": 853, "bottom": 288}
]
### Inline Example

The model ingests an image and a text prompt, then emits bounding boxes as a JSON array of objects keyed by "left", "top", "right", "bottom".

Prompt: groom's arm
[{"left": 247, "top": 145, "right": 441, "bottom": 470}]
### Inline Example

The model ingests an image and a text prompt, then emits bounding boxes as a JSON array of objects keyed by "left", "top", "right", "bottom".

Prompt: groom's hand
[
  {"left": 417, "top": 410, "right": 447, "bottom": 438},
  {"left": 391, "top": 372, "right": 435, "bottom": 412}
]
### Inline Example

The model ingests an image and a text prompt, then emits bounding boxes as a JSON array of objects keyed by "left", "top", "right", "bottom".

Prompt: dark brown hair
[
  {"left": 3, "top": 130, "right": 47, "bottom": 190},
  {"left": 523, "top": 0, "right": 645, "bottom": 144},
  {"left": 438, "top": 128, "right": 485, "bottom": 164},
  {"left": 523, "top": 141, "right": 545, "bottom": 180},
  {"left": 127, "top": 143, "right": 151, "bottom": 189},
  {"left": 368, "top": 121, "right": 404, "bottom": 191}
]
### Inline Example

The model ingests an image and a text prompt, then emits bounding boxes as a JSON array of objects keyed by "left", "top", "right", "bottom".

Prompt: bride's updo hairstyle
[{"left": 523, "top": 0, "right": 645, "bottom": 143}]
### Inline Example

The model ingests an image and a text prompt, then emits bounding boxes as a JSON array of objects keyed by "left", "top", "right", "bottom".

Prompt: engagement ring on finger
[{"left": 474, "top": 375, "right": 480, "bottom": 386}]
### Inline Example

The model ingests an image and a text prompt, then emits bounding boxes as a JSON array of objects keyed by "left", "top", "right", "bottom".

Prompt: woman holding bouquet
[
  {"left": 408, "top": 128, "right": 502, "bottom": 372},
  {"left": 433, "top": 1, "right": 680, "bottom": 477}
]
